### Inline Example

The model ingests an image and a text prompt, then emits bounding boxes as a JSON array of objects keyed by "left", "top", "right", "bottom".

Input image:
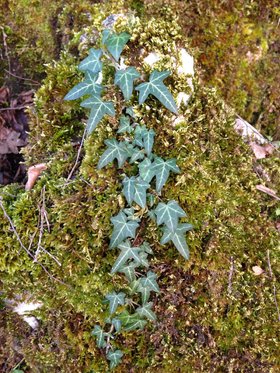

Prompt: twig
[
  {"left": 0, "top": 197, "right": 67, "bottom": 286},
  {"left": 4, "top": 69, "right": 40, "bottom": 85},
  {"left": 0, "top": 105, "right": 33, "bottom": 112},
  {"left": 66, "top": 127, "right": 87, "bottom": 181},
  {"left": 105, "top": 324, "right": 115, "bottom": 354},
  {"left": 267, "top": 250, "right": 280, "bottom": 322},
  {"left": 1, "top": 26, "right": 11, "bottom": 73},
  {"left": 228, "top": 256, "right": 234, "bottom": 295}
]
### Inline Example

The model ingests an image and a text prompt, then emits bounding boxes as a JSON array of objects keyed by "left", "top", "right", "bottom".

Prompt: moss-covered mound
[{"left": 0, "top": 2, "right": 279, "bottom": 372}]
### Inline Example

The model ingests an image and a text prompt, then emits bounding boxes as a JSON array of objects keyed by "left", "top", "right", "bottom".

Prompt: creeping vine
[{"left": 64, "top": 27, "right": 193, "bottom": 370}]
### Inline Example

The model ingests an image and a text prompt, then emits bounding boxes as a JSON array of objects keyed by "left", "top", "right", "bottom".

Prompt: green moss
[{"left": 0, "top": 3, "right": 279, "bottom": 372}]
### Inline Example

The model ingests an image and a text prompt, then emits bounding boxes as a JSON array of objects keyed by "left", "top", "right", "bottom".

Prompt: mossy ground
[{"left": 0, "top": 1, "right": 279, "bottom": 372}]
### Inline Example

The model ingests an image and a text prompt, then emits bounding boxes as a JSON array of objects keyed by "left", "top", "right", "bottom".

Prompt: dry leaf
[
  {"left": 249, "top": 141, "right": 275, "bottom": 159},
  {"left": 25, "top": 163, "right": 47, "bottom": 190},
  {"left": 0, "top": 128, "right": 26, "bottom": 154},
  {"left": 252, "top": 266, "right": 264, "bottom": 275}
]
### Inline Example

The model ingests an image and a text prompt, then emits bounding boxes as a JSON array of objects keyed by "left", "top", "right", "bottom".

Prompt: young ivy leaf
[
  {"left": 136, "top": 302, "right": 157, "bottom": 321},
  {"left": 151, "top": 156, "right": 180, "bottom": 192},
  {"left": 138, "top": 158, "right": 155, "bottom": 183},
  {"left": 135, "top": 70, "right": 178, "bottom": 114},
  {"left": 134, "top": 178, "right": 150, "bottom": 208},
  {"left": 111, "top": 318, "right": 122, "bottom": 332},
  {"left": 126, "top": 106, "right": 135, "bottom": 118},
  {"left": 139, "top": 271, "right": 160, "bottom": 293},
  {"left": 103, "top": 30, "right": 131, "bottom": 61},
  {"left": 122, "top": 176, "right": 136, "bottom": 205},
  {"left": 78, "top": 48, "right": 103, "bottom": 73},
  {"left": 64, "top": 71, "right": 102, "bottom": 101},
  {"left": 118, "top": 261, "right": 138, "bottom": 282},
  {"left": 114, "top": 67, "right": 140, "bottom": 101},
  {"left": 118, "top": 311, "right": 147, "bottom": 331},
  {"left": 160, "top": 223, "right": 193, "bottom": 260},
  {"left": 111, "top": 240, "right": 142, "bottom": 273},
  {"left": 80, "top": 95, "right": 115, "bottom": 134},
  {"left": 143, "top": 128, "right": 155, "bottom": 156},
  {"left": 91, "top": 325, "right": 107, "bottom": 348},
  {"left": 154, "top": 200, "right": 186, "bottom": 232},
  {"left": 122, "top": 177, "right": 150, "bottom": 208},
  {"left": 117, "top": 115, "right": 134, "bottom": 134},
  {"left": 97, "top": 139, "right": 128, "bottom": 169},
  {"left": 106, "top": 349, "right": 123, "bottom": 370},
  {"left": 105, "top": 292, "right": 126, "bottom": 314},
  {"left": 110, "top": 213, "right": 139, "bottom": 249}
]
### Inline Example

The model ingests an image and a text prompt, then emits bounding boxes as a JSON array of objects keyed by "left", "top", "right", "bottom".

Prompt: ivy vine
[{"left": 64, "top": 28, "right": 193, "bottom": 370}]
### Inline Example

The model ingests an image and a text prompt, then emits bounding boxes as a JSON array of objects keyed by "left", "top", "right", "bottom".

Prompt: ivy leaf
[
  {"left": 118, "top": 262, "right": 138, "bottom": 282},
  {"left": 151, "top": 157, "right": 180, "bottom": 192},
  {"left": 154, "top": 200, "right": 186, "bottom": 232},
  {"left": 138, "top": 158, "right": 155, "bottom": 183},
  {"left": 136, "top": 302, "right": 157, "bottom": 321},
  {"left": 134, "top": 178, "right": 150, "bottom": 208},
  {"left": 91, "top": 325, "right": 107, "bottom": 348},
  {"left": 138, "top": 251, "right": 149, "bottom": 268},
  {"left": 106, "top": 349, "right": 123, "bottom": 369},
  {"left": 112, "top": 318, "right": 122, "bottom": 332},
  {"left": 122, "top": 177, "right": 150, "bottom": 208},
  {"left": 135, "top": 70, "right": 178, "bottom": 114},
  {"left": 125, "top": 318, "right": 147, "bottom": 331},
  {"left": 143, "top": 128, "right": 155, "bottom": 156},
  {"left": 80, "top": 95, "right": 115, "bottom": 134},
  {"left": 137, "top": 284, "right": 151, "bottom": 304},
  {"left": 160, "top": 223, "right": 193, "bottom": 260},
  {"left": 110, "top": 213, "right": 139, "bottom": 249},
  {"left": 129, "top": 279, "right": 140, "bottom": 294},
  {"left": 122, "top": 176, "right": 136, "bottom": 205},
  {"left": 126, "top": 106, "right": 135, "bottom": 118},
  {"left": 133, "top": 125, "right": 145, "bottom": 147},
  {"left": 105, "top": 291, "right": 126, "bottom": 314},
  {"left": 64, "top": 71, "right": 102, "bottom": 101},
  {"left": 103, "top": 31, "right": 131, "bottom": 61},
  {"left": 139, "top": 241, "right": 153, "bottom": 254},
  {"left": 111, "top": 240, "right": 142, "bottom": 272},
  {"left": 98, "top": 139, "right": 128, "bottom": 169},
  {"left": 78, "top": 48, "right": 103, "bottom": 73},
  {"left": 117, "top": 115, "right": 134, "bottom": 134},
  {"left": 129, "top": 148, "right": 145, "bottom": 164},
  {"left": 118, "top": 311, "right": 147, "bottom": 331},
  {"left": 139, "top": 271, "right": 160, "bottom": 293},
  {"left": 115, "top": 67, "right": 140, "bottom": 100}
]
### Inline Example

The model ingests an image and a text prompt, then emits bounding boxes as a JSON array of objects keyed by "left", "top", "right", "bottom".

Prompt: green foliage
[
  {"left": 115, "top": 67, "right": 141, "bottom": 101},
  {"left": 135, "top": 70, "right": 178, "bottom": 114},
  {"left": 102, "top": 30, "right": 131, "bottom": 61},
  {"left": 62, "top": 26, "right": 192, "bottom": 369}
]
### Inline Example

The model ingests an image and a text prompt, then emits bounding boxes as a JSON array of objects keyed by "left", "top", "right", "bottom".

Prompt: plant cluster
[{"left": 64, "top": 28, "right": 192, "bottom": 369}]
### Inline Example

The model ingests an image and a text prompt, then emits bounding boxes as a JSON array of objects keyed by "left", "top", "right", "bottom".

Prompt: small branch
[
  {"left": 1, "top": 26, "right": 11, "bottom": 73},
  {"left": 0, "top": 105, "right": 32, "bottom": 112},
  {"left": 4, "top": 69, "right": 40, "bottom": 85},
  {"left": 105, "top": 324, "right": 115, "bottom": 354},
  {"left": 66, "top": 127, "right": 87, "bottom": 181},
  {"left": 228, "top": 256, "right": 234, "bottom": 295},
  {"left": 0, "top": 196, "right": 67, "bottom": 286},
  {"left": 267, "top": 250, "right": 280, "bottom": 322}
]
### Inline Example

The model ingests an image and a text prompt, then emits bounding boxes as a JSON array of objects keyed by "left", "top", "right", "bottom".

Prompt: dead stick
[{"left": 67, "top": 127, "right": 87, "bottom": 181}]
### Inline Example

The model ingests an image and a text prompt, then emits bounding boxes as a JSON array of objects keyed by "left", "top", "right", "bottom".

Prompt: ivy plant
[{"left": 64, "top": 27, "right": 193, "bottom": 370}]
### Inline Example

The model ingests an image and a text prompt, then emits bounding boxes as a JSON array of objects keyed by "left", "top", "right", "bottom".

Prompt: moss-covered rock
[{"left": 0, "top": 2, "right": 279, "bottom": 372}]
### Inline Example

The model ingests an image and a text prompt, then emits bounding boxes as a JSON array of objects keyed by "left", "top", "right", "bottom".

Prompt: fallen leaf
[
  {"left": 25, "top": 163, "right": 47, "bottom": 190},
  {"left": 252, "top": 266, "right": 264, "bottom": 275},
  {"left": 249, "top": 141, "right": 275, "bottom": 159},
  {"left": 0, "top": 128, "right": 26, "bottom": 154}
]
